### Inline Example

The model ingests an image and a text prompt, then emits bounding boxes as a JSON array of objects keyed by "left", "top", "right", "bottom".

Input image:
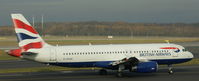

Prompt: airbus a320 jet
[{"left": 7, "top": 14, "right": 193, "bottom": 77}]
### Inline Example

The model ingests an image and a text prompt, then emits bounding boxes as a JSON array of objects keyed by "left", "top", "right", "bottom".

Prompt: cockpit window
[
  {"left": 182, "top": 49, "right": 187, "bottom": 52},
  {"left": 174, "top": 49, "right": 180, "bottom": 53}
]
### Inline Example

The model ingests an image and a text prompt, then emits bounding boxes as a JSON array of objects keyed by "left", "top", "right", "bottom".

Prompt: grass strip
[{"left": 0, "top": 36, "right": 198, "bottom": 46}]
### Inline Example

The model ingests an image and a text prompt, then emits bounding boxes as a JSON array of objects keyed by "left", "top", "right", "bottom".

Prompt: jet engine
[{"left": 132, "top": 61, "right": 158, "bottom": 73}]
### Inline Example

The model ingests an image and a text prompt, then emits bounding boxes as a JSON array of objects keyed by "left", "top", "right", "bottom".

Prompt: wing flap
[{"left": 110, "top": 57, "right": 139, "bottom": 66}]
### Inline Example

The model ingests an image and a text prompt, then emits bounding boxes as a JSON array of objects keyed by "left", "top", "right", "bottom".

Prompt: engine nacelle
[{"left": 132, "top": 61, "right": 158, "bottom": 73}]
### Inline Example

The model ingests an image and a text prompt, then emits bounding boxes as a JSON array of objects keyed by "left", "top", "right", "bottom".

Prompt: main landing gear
[
  {"left": 168, "top": 64, "right": 174, "bottom": 74},
  {"left": 116, "top": 64, "right": 125, "bottom": 77}
]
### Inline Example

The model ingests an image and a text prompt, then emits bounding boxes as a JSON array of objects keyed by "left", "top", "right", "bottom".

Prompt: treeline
[{"left": 0, "top": 22, "right": 199, "bottom": 37}]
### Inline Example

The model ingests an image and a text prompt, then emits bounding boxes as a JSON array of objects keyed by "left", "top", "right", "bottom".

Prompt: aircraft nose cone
[{"left": 188, "top": 51, "right": 194, "bottom": 59}]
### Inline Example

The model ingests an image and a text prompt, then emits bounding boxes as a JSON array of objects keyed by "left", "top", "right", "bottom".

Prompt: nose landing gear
[{"left": 168, "top": 64, "right": 174, "bottom": 74}]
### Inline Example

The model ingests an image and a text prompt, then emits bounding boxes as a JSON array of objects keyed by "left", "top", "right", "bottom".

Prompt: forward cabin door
[
  {"left": 172, "top": 49, "right": 178, "bottom": 57},
  {"left": 50, "top": 48, "right": 57, "bottom": 62}
]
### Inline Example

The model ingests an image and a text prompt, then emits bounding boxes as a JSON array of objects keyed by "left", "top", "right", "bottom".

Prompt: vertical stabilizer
[{"left": 11, "top": 14, "right": 50, "bottom": 52}]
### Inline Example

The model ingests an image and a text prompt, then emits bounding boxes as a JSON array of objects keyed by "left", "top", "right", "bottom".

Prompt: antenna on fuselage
[{"left": 165, "top": 40, "right": 170, "bottom": 44}]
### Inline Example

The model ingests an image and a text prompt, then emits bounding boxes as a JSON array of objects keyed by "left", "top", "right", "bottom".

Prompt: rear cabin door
[{"left": 50, "top": 48, "right": 57, "bottom": 62}]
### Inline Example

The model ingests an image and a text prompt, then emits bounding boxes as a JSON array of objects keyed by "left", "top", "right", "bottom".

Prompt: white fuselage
[{"left": 26, "top": 43, "right": 193, "bottom": 67}]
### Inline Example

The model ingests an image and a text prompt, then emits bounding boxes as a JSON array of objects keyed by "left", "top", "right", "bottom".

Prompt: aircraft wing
[{"left": 110, "top": 57, "right": 149, "bottom": 66}]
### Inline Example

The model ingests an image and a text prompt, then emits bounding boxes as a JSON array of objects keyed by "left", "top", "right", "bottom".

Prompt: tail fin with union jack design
[{"left": 11, "top": 14, "right": 50, "bottom": 52}]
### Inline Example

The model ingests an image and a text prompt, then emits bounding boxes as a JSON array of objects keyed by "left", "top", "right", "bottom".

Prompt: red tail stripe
[
  {"left": 160, "top": 47, "right": 178, "bottom": 49},
  {"left": 21, "top": 42, "right": 43, "bottom": 51},
  {"left": 13, "top": 19, "right": 38, "bottom": 34}
]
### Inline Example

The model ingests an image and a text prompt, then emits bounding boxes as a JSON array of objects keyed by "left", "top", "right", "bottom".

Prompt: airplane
[{"left": 7, "top": 13, "right": 194, "bottom": 77}]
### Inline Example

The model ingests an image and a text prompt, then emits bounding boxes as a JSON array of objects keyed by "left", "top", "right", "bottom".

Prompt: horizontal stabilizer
[{"left": 21, "top": 52, "right": 37, "bottom": 56}]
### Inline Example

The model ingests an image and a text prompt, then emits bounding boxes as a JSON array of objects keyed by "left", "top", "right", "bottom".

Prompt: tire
[
  {"left": 99, "top": 69, "right": 107, "bottom": 75},
  {"left": 116, "top": 72, "right": 123, "bottom": 77},
  {"left": 168, "top": 70, "right": 174, "bottom": 74}
]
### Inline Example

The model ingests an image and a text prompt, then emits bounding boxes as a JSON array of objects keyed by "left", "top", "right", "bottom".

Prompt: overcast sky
[{"left": 1, "top": 0, "right": 199, "bottom": 26}]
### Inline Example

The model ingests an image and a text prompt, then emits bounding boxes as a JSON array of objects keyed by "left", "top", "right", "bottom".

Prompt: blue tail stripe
[{"left": 17, "top": 33, "right": 37, "bottom": 41}]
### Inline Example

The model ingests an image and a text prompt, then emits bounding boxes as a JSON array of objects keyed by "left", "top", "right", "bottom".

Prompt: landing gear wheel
[
  {"left": 99, "top": 69, "right": 107, "bottom": 75},
  {"left": 116, "top": 72, "right": 123, "bottom": 77},
  {"left": 116, "top": 64, "right": 124, "bottom": 77},
  {"left": 168, "top": 70, "right": 173, "bottom": 74}
]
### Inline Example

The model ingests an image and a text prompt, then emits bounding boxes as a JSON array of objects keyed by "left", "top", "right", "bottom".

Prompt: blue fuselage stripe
[
  {"left": 150, "top": 58, "right": 192, "bottom": 64},
  {"left": 47, "top": 58, "right": 192, "bottom": 68}
]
